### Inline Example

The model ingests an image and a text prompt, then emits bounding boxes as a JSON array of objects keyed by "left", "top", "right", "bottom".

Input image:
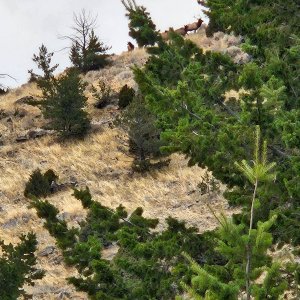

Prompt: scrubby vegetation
[
  {"left": 118, "top": 94, "right": 167, "bottom": 171},
  {"left": 31, "top": 187, "right": 219, "bottom": 299},
  {"left": 1, "top": 0, "right": 299, "bottom": 299},
  {"left": 0, "top": 233, "right": 44, "bottom": 299},
  {"left": 92, "top": 80, "right": 112, "bottom": 109},
  {"left": 118, "top": 84, "right": 135, "bottom": 108},
  {"left": 24, "top": 169, "right": 58, "bottom": 198},
  {"left": 122, "top": 0, "right": 160, "bottom": 47}
]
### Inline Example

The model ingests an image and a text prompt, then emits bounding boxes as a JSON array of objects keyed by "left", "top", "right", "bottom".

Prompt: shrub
[
  {"left": 118, "top": 84, "right": 135, "bottom": 108},
  {"left": 0, "top": 233, "right": 44, "bottom": 299},
  {"left": 24, "top": 169, "right": 58, "bottom": 198},
  {"left": 93, "top": 81, "right": 112, "bottom": 109},
  {"left": 0, "top": 87, "right": 8, "bottom": 95},
  {"left": 44, "top": 169, "right": 59, "bottom": 185},
  {"left": 42, "top": 69, "right": 90, "bottom": 138},
  {"left": 119, "top": 94, "right": 166, "bottom": 172}
]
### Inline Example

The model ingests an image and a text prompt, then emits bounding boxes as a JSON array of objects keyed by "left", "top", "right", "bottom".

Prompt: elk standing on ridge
[
  {"left": 127, "top": 42, "right": 135, "bottom": 51},
  {"left": 186, "top": 19, "right": 203, "bottom": 33},
  {"left": 174, "top": 25, "right": 189, "bottom": 36}
]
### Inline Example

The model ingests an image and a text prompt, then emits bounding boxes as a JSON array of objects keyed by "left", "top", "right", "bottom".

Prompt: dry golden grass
[{"left": 0, "top": 33, "right": 243, "bottom": 298}]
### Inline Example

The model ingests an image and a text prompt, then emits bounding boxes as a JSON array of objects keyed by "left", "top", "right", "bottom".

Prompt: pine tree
[
  {"left": 24, "top": 169, "right": 58, "bottom": 198},
  {"left": 31, "top": 188, "right": 212, "bottom": 299},
  {"left": 31, "top": 44, "right": 58, "bottom": 80},
  {"left": 67, "top": 10, "right": 110, "bottom": 72},
  {"left": 119, "top": 94, "right": 165, "bottom": 171},
  {"left": 235, "top": 126, "right": 276, "bottom": 299},
  {"left": 42, "top": 69, "right": 90, "bottom": 138},
  {"left": 122, "top": 0, "right": 160, "bottom": 47},
  {"left": 132, "top": 0, "right": 300, "bottom": 245},
  {"left": 30, "top": 44, "right": 58, "bottom": 96},
  {"left": 118, "top": 84, "right": 135, "bottom": 108},
  {"left": 180, "top": 127, "right": 287, "bottom": 299},
  {"left": 0, "top": 233, "right": 44, "bottom": 299}
]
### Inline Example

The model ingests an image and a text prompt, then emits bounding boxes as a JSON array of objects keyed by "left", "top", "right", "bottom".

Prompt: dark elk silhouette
[
  {"left": 160, "top": 25, "right": 189, "bottom": 41},
  {"left": 197, "top": 0, "right": 207, "bottom": 6},
  {"left": 186, "top": 19, "right": 203, "bottom": 33},
  {"left": 127, "top": 41, "right": 135, "bottom": 51}
]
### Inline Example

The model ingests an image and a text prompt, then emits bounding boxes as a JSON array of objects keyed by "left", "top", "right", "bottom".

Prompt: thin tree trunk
[{"left": 246, "top": 179, "right": 258, "bottom": 300}]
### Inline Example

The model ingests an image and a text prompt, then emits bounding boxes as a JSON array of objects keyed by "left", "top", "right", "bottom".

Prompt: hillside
[{"left": 0, "top": 29, "right": 245, "bottom": 299}]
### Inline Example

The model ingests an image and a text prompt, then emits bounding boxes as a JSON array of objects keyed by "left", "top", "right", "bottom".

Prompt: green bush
[
  {"left": 93, "top": 81, "right": 112, "bottom": 109},
  {"left": 31, "top": 189, "right": 214, "bottom": 299},
  {"left": 44, "top": 169, "right": 58, "bottom": 185},
  {"left": 118, "top": 84, "right": 135, "bottom": 108},
  {"left": 42, "top": 69, "right": 90, "bottom": 138},
  {"left": 0, "top": 233, "right": 44, "bottom": 299},
  {"left": 122, "top": 0, "right": 160, "bottom": 47},
  {"left": 24, "top": 169, "right": 58, "bottom": 198}
]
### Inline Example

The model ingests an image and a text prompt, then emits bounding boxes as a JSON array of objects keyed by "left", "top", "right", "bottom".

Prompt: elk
[
  {"left": 174, "top": 25, "right": 189, "bottom": 36},
  {"left": 160, "top": 25, "right": 188, "bottom": 42},
  {"left": 197, "top": 0, "right": 207, "bottom": 6},
  {"left": 186, "top": 19, "right": 203, "bottom": 33},
  {"left": 127, "top": 42, "right": 135, "bottom": 51},
  {"left": 161, "top": 30, "right": 169, "bottom": 41}
]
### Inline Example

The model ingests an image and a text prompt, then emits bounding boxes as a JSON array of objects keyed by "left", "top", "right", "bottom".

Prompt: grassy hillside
[{"left": 0, "top": 29, "right": 244, "bottom": 299}]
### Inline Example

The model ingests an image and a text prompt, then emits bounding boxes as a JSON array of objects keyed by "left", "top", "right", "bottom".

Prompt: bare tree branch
[{"left": 0, "top": 73, "right": 17, "bottom": 82}]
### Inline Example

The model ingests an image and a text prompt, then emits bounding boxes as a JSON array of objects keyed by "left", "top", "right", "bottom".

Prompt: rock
[
  {"left": 49, "top": 254, "right": 64, "bottom": 265},
  {"left": 6, "top": 150, "right": 17, "bottom": 157},
  {"left": 213, "top": 31, "right": 224, "bottom": 41},
  {"left": 15, "top": 95, "right": 35, "bottom": 105},
  {"left": 22, "top": 214, "right": 31, "bottom": 223},
  {"left": 13, "top": 197, "right": 21, "bottom": 204},
  {"left": 14, "top": 108, "right": 27, "bottom": 118},
  {"left": 28, "top": 129, "right": 47, "bottom": 139},
  {"left": 144, "top": 196, "right": 152, "bottom": 202},
  {"left": 187, "top": 189, "right": 196, "bottom": 195},
  {"left": 2, "top": 218, "right": 18, "bottom": 229},
  {"left": 38, "top": 246, "right": 55, "bottom": 257},
  {"left": 57, "top": 212, "right": 70, "bottom": 221},
  {"left": 234, "top": 53, "right": 251, "bottom": 65},
  {"left": 56, "top": 288, "right": 71, "bottom": 299},
  {"left": 16, "top": 135, "right": 28, "bottom": 142},
  {"left": 101, "top": 243, "right": 119, "bottom": 260},
  {"left": 6, "top": 117, "right": 13, "bottom": 123},
  {"left": 0, "top": 109, "right": 8, "bottom": 119},
  {"left": 69, "top": 176, "right": 78, "bottom": 186}
]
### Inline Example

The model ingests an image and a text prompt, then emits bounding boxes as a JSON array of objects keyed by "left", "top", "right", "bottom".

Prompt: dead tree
[
  {"left": 61, "top": 9, "right": 110, "bottom": 72},
  {"left": 0, "top": 73, "right": 16, "bottom": 91}
]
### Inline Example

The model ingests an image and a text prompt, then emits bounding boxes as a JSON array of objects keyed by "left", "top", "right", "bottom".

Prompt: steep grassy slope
[{"left": 0, "top": 29, "right": 243, "bottom": 299}]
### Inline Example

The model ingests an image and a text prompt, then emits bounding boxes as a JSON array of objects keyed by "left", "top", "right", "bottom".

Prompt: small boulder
[
  {"left": 38, "top": 246, "right": 55, "bottom": 257},
  {"left": 2, "top": 218, "right": 18, "bottom": 229},
  {"left": 16, "top": 135, "right": 28, "bottom": 142},
  {"left": 15, "top": 95, "right": 35, "bottom": 105}
]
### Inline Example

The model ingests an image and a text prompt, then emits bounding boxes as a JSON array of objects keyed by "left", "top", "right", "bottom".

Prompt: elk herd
[{"left": 128, "top": 18, "right": 203, "bottom": 51}]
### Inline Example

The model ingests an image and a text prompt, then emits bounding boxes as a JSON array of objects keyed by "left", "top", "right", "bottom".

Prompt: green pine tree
[
  {"left": 119, "top": 94, "right": 165, "bottom": 171},
  {"left": 0, "top": 233, "right": 44, "bottom": 299},
  {"left": 122, "top": 0, "right": 160, "bottom": 47},
  {"left": 42, "top": 69, "right": 90, "bottom": 138},
  {"left": 180, "top": 127, "right": 287, "bottom": 300},
  {"left": 24, "top": 169, "right": 51, "bottom": 198},
  {"left": 68, "top": 10, "right": 110, "bottom": 72}
]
